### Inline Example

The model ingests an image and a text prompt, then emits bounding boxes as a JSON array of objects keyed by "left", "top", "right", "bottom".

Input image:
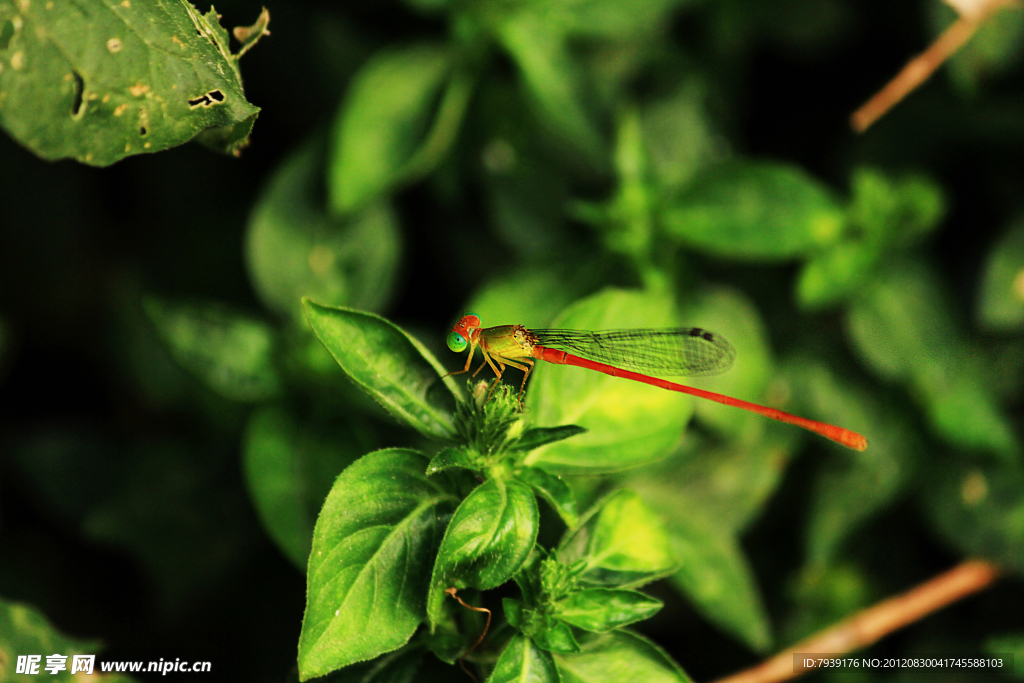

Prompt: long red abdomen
[{"left": 533, "top": 346, "right": 867, "bottom": 451}]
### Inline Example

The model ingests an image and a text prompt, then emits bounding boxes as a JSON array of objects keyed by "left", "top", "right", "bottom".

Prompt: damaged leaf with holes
[{"left": 0, "top": 0, "right": 267, "bottom": 166}]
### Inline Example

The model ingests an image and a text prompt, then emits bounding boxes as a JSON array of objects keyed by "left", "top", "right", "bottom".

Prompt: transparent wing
[{"left": 531, "top": 327, "right": 736, "bottom": 377}]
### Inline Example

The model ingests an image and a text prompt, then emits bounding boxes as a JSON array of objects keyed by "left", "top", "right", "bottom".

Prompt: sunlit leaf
[
  {"left": 427, "top": 478, "right": 538, "bottom": 626},
  {"left": 298, "top": 449, "right": 456, "bottom": 680},
  {"left": 303, "top": 302, "right": 459, "bottom": 439},
  {"left": 526, "top": 289, "right": 693, "bottom": 474},
  {"left": 661, "top": 161, "right": 845, "bottom": 260},
  {"left": 246, "top": 140, "right": 400, "bottom": 323},
  {"left": 487, "top": 634, "right": 560, "bottom": 683},
  {"left": 558, "top": 490, "right": 675, "bottom": 587},
  {"left": 0, "top": 1, "right": 261, "bottom": 165},
  {"left": 554, "top": 631, "right": 693, "bottom": 683},
  {"left": 554, "top": 588, "right": 662, "bottom": 632},
  {"left": 144, "top": 297, "right": 281, "bottom": 402}
]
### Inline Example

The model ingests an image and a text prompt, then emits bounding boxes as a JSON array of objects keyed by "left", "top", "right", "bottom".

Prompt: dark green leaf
[
  {"left": 426, "top": 446, "right": 479, "bottom": 475},
  {"left": 513, "top": 426, "right": 588, "bottom": 452},
  {"left": 465, "top": 265, "right": 582, "bottom": 330},
  {"left": 246, "top": 140, "right": 400, "bottom": 323},
  {"left": 554, "top": 631, "right": 693, "bottom": 683},
  {"left": 487, "top": 634, "right": 561, "bottom": 683},
  {"left": 922, "top": 457, "right": 1024, "bottom": 575},
  {"left": 554, "top": 589, "right": 662, "bottom": 632},
  {"left": 558, "top": 490, "right": 675, "bottom": 587},
  {"left": 0, "top": 1, "right": 260, "bottom": 166},
  {"left": 846, "top": 258, "right": 1019, "bottom": 458},
  {"left": 144, "top": 297, "right": 281, "bottom": 402},
  {"left": 526, "top": 289, "right": 693, "bottom": 474},
  {"left": 303, "top": 301, "right": 459, "bottom": 439},
  {"left": 533, "top": 616, "right": 581, "bottom": 654},
  {"left": 661, "top": 161, "right": 844, "bottom": 260},
  {"left": 496, "top": 12, "right": 605, "bottom": 169},
  {"left": 328, "top": 44, "right": 470, "bottom": 214},
  {"left": 666, "top": 517, "right": 771, "bottom": 652},
  {"left": 504, "top": 597, "right": 526, "bottom": 629},
  {"left": 427, "top": 478, "right": 539, "bottom": 626},
  {"left": 242, "top": 405, "right": 365, "bottom": 569},
  {"left": 298, "top": 449, "right": 456, "bottom": 680},
  {"left": 977, "top": 217, "right": 1024, "bottom": 331},
  {"left": 516, "top": 467, "right": 579, "bottom": 528},
  {"left": 641, "top": 79, "right": 718, "bottom": 192},
  {"left": 781, "top": 361, "right": 919, "bottom": 566}
]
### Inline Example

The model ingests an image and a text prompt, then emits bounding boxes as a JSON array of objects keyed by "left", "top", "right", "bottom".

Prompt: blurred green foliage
[{"left": 3, "top": 0, "right": 1024, "bottom": 680}]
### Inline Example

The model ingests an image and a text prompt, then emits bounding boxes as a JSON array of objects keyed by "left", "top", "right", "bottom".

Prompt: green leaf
[
  {"left": 554, "top": 589, "right": 662, "bottom": 633},
  {"left": 781, "top": 361, "right": 919, "bottom": 566},
  {"left": 984, "top": 633, "right": 1024, "bottom": 679},
  {"left": 298, "top": 449, "right": 456, "bottom": 680},
  {"left": 554, "top": 631, "right": 693, "bottom": 683},
  {"left": 526, "top": 289, "right": 693, "bottom": 474},
  {"left": 0, "top": 598, "right": 121, "bottom": 682},
  {"left": 242, "top": 405, "right": 365, "bottom": 569},
  {"left": 427, "top": 478, "right": 539, "bottom": 626},
  {"left": 328, "top": 44, "right": 470, "bottom": 214},
  {"left": 978, "top": 217, "right": 1024, "bottom": 331},
  {"left": 513, "top": 426, "right": 588, "bottom": 452},
  {"left": 426, "top": 446, "right": 479, "bottom": 475},
  {"left": 303, "top": 301, "right": 459, "bottom": 440},
  {"left": 666, "top": 517, "right": 771, "bottom": 652},
  {"left": 661, "top": 161, "right": 844, "bottom": 260},
  {"left": 922, "top": 457, "right": 1024, "bottom": 576},
  {"left": 246, "top": 140, "right": 401, "bottom": 323},
  {"left": 623, "top": 428, "right": 796, "bottom": 538},
  {"left": 641, "top": 79, "right": 718, "bottom": 192},
  {"left": 558, "top": 490, "right": 675, "bottom": 587},
  {"left": 0, "top": 1, "right": 260, "bottom": 166},
  {"left": 845, "top": 258, "right": 1019, "bottom": 458},
  {"left": 144, "top": 297, "right": 281, "bottom": 402},
  {"left": 465, "top": 266, "right": 584, "bottom": 331},
  {"left": 487, "top": 634, "right": 561, "bottom": 683},
  {"left": 533, "top": 616, "right": 581, "bottom": 654},
  {"left": 516, "top": 467, "right": 579, "bottom": 528},
  {"left": 495, "top": 12, "right": 606, "bottom": 169},
  {"left": 796, "top": 239, "right": 880, "bottom": 310}
]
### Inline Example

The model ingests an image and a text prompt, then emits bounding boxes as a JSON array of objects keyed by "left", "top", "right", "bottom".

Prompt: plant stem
[{"left": 710, "top": 559, "right": 1000, "bottom": 683}]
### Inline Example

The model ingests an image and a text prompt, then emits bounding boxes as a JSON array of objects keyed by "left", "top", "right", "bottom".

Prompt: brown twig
[
  {"left": 850, "top": 15, "right": 981, "bottom": 132},
  {"left": 446, "top": 587, "right": 493, "bottom": 683},
  {"left": 710, "top": 559, "right": 1000, "bottom": 683}
]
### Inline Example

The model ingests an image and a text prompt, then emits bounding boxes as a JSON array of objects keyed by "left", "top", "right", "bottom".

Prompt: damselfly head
[{"left": 446, "top": 312, "right": 481, "bottom": 353}]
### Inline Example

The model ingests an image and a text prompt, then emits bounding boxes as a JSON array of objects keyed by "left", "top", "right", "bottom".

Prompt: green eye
[{"left": 447, "top": 331, "right": 467, "bottom": 353}]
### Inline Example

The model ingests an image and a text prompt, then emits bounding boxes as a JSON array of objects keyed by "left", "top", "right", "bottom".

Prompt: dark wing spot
[
  {"left": 702, "top": 331, "right": 715, "bottom": 342},
  {"left": 139, "top": 126, "right": 147, "bottom": 135},
  {"left": 688, "top": 328, "right": 704, "bottom": 337}
]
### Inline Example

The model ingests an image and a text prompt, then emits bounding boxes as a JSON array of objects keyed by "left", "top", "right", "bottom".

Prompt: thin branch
[{"left": 710, "top": 559, "right": 1000, "bottom": 683}]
